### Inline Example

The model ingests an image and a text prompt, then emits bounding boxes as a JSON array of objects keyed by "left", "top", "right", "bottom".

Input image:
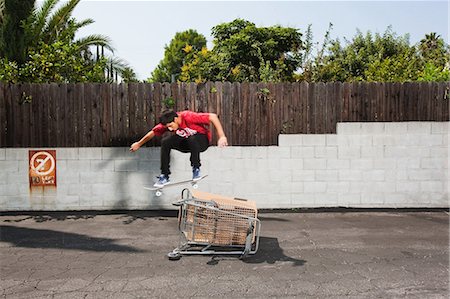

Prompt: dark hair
[{"left": 159, "top": 109, "right": 178, "bottom": 125}]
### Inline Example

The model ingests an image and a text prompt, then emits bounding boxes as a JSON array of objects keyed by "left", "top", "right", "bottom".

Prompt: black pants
[{"left": 160, "top": 133, "right": 209, "bottom": 176}]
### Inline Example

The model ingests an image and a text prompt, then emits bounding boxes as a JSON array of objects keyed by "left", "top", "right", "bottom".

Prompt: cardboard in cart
[{"left": 182, "top": 190, "right": 258, "bottom": 245}]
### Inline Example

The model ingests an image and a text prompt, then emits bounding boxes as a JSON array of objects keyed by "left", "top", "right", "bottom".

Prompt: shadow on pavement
[
  {"left": 1, "top": 211, "right": 178, "bottom": 224},
  {"left": 206, "top": 237, "right": 306, "bottom": 266},
  {"left": 0, "top": 225, "right": 143, "bottom": 253}
]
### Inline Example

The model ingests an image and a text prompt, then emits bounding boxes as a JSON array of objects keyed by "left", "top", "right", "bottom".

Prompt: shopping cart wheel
[
  {"left": 155, "top": 190, "right": 162, "bottom": 197},
  {"left": 167, "top": 251, "right": 181, "bottom": 260}
]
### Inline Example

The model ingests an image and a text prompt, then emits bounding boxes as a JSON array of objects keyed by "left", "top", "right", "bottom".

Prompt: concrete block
[
  {"left": 430, "top": 147, "right": 448, "bottom": 157},
  {"left": 315, "top": 170, "right": 338, "bottom": 181},
  {"left": 90, "top": 160, "right": 115, "bottom": 172},
  {"left": 338, "top": 147, "right": 360, "bottom": 159},
  {"left": 397, "top": 182, "right": 420, "bottom": 192},
  {"left": 79, "top": 172, "right": 107, "bottom": 184},
  {"left": 114, "top": 160, "right": 138, "bottom": 172},
  {"left": 360, "top": 122, "right": 385, "bottom": 134},
  {"left": 361, "top": 146, "right": 384, "bottom": 158},
  {"left": 91, "top": 183, "right": 115, "bottom": 196},
  {"left": 396, "top": 158, "right": 421, "bottom": 169},
  {"left": 280, "top": 159, "right": 303, "bottom": 170},
  {"left": 291, "top": 194, "right": 315, "bottom": 206},
  {"left": 431, "top": 122, "right": 449, "bottom": 134},
  {"left": 337, "top": 135, "right": 372, "bottom": 146},
  {"left": 337, "top": 194, "right": 361, "bottom": 206},
  {"left": 291, "top": 146, "right": 314, "bottom": 158},
  {"left": 372, "top": 159, "right": 398, "bottom": 169},
  {"left": 242, "top": 147, "right": 267, "bottom": 159},
  {"left": 1, "top": 161, "right": 19, "bottom": 172},
  {"left": 292, "top": 170, "right": 315, "bottom": 182},
  {"left": 102, "top": 147, "right": 135, "bottom": 160},
  {"left": 349, "top": 182, "right": 372, "bottom": 193},
  {"left": 384, "top": 122, "right": 408, "bottom": 134},
  {"left": 6, "top": 148, "right": 27, "bottom": 160},
  {"left": 314, "top": 147, "right": 337, "bottom": 159},
  {"left": 304, "top": 182, "right": 327, "bottom": 193},
  {"left": 359, "top": 193, "right": 385, "bottom": 205},
  {"left": 326, "top": 135, "right": 338, "bottom": 146},
  {"left": 372, "top": 182, "right": 396, "bottom": 193},
  {"left": 219, "top": 146, "right": 242, "bottom": 159},
  {"left": 421, "top": 181, "right": 444, "bottom": 192},
  {"left": 268, "top": 146, "right": 290, "bottom": 159},
  {"left": 79, "top": 148, "right": 102, "bottom": 160},
  {"left": 327, "top": 182, "right": 350, "bottom": 193},
  {"left": 421, "top": 158, "right": 446, "bottom": 169},
  {"left": 0, "top": 149, "right": 5, "bottom": 160},
  {"left": 337, "top": 122, "right": 361, "bottom": 135},
  {"left": 373, "top": 135, "right": 397, "bottom": 146},
  {"left": 407, "top": 122, "right": 431, "bottom": 134},
  {"left": 303, "top": 159, "right": 326, "bottom": 170},
  {"left": 408, "top": 170, "right": 444, "bottom": 181},
  {"left": 339, "top": 170, "right": 363, "bottom": 181},
  {"left": 384, "top": 146, "right": 408, "bottom": 158},
  {"left": 362, "top": 170, "right": 385, "bottom": 181},
  {"left": 406, "top": 135, "right": 442, "bottom": 146},
  {"left": 278, "top": 134, "right": 302, "bottom": 146},
  {"left": 57, "top": 148, "right": 79, "bottom": 160},
  {"left": 314, "top": 193, "right": 338, "bottom": 207},
  {"left": 327, "top": 159, "right": 350, "bottom": 170},
  {"left": 351, "top": 159, "right": 374, "bottom": 170},
  {"left": 58, "top": 172, "right": 80, "bottom": 184},
  {"left": 302, "top": 135, "right": 326, "bottom": 146},
  {"left": 137, "top": 161, "right": 159, "bottom": 173},
  {"left": 66, "top": 160, "right": 91, "bottom": 172}
]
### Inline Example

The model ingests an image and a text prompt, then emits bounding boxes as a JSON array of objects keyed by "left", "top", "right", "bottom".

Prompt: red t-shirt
[{"left": 152, "top": 111, "right": 212, "bottom": 142}]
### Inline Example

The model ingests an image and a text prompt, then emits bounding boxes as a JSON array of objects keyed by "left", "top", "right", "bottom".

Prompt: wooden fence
[{"left": 1, "top": 82, "right": 449, "bottom": 147}]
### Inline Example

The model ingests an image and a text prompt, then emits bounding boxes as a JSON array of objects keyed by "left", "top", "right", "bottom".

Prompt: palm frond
[
  {"left": 75, "top": 34, "right": 115, "bottom": 53},
  {"left": 30, "top": 0, "right": 59, "bottom": 42},
  {"left": 44, "top": 0, "right": 81, "bottom": 43}
]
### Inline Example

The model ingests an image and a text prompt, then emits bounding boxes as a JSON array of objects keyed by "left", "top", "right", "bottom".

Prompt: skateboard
[{"left": 144, "top": 175, "right": 208, "bottom": 197}]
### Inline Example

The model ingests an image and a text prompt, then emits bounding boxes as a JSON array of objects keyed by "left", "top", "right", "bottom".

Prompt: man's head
[{"left": 159, "top": 109, "right": 180, "bottom": 131}]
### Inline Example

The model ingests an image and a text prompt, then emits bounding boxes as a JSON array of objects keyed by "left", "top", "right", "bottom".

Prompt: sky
[{"left": 69, "top": 0, "right": 449, "bottom": 80}]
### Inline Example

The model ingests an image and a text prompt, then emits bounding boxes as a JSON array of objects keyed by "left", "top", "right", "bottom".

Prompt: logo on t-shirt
[{"left": 176, "top": 127, "right": 198, "bottom": 138}]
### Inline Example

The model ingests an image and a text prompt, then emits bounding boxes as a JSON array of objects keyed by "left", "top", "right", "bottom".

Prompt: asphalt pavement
[{"left": 0, "top": 209, "right": 449, "bottom": 298}]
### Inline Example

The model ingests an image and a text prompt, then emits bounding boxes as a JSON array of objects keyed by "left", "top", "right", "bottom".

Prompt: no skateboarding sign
[{"left": 29, "top": 150, "right": 57, "bottom": 187}]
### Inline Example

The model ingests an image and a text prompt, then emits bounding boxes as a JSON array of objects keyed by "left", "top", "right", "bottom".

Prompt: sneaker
[
  {"left": 154, "top": 174, "right": 170, "bottom": 187},
  {"left": 192, "top": 167, "right": 201, "bottom": 181}
]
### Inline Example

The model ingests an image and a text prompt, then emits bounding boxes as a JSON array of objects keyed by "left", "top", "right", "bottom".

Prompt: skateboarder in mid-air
[{"left": 130, "top": 109, "right": 228, "bottom": 187}]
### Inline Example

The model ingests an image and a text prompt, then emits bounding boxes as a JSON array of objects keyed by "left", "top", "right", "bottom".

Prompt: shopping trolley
[{"left": 167, "top": 189, "right": 261, "bottom": 260}]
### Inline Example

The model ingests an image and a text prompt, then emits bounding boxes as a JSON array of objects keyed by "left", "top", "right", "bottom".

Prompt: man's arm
[
  {"left": 129, "top": 130, "right": 155, "bottom": 152},
  {"left": 209, "top": 113, "right": 228, "bottom": 147}
]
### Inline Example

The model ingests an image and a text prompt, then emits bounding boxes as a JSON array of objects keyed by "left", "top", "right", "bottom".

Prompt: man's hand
[
  {"left": 129, "top": 142, "right": 141, "bottom": 152},
  {"left": 218, "top": 136, "right": 228, "bottom": 148}
]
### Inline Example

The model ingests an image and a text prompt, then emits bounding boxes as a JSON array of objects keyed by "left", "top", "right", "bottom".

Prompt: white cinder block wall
[{"left": 0, "top": 122, "right": 448, "bottom": 211}]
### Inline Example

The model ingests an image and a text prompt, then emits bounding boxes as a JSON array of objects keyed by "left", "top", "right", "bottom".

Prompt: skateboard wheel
[
  {"left": 167, "top": 251, "right": 181, "bottom": 260},
  {"left": 155, "top": 190, "right": 162, "bottom": 197},
  {"left": 192, "top": 183, "right": 198, "bottom": 189}
]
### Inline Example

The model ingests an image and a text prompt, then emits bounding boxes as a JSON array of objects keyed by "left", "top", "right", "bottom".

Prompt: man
[{"left": 130, "top": 109, "right": 228, "bottom": 187}]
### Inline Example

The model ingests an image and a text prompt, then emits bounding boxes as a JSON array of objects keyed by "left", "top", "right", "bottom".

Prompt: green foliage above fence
[{"left": 1, "top": 82, "right": 449, "bottom": 147}]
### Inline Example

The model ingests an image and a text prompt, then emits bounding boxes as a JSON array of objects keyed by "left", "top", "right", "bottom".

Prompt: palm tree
[
  {"left": 19, "top": 0, "right": 134, "bottom": 82},
  {"left": 24, "top": 0, "right": 114, "bottom": 55},
  {"left": 420, "top": 32, "right": 441, "bottom": 53}
]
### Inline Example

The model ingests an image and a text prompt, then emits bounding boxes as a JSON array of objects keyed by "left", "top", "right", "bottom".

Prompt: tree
[
  {"left": 309, "top": 27, "right": 423, "bottom": 82},
  {"left": 183, "top": 19, "right": 303, "bottom": 82},
  {"left": 0, "top": 0, "right": 35, "bottom": 63},
  {"left": 149, "top": 29, "right": 206, "bottom": 82},
  {"left": 0, "top": 0, "right": 136, "bottom": 83}
]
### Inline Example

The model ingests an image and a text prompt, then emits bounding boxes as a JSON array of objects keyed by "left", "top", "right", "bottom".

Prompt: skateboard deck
[{"left": 144, "top": 175, "right": 208, "bottom": 196}]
